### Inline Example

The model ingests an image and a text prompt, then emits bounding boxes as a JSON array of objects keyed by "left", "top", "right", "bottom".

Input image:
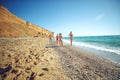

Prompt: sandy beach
[{"left": 0, "top": 37, "right": 120, "bottom": 80}]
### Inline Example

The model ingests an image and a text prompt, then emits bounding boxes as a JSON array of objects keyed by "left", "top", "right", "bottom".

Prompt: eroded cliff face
[{"left": 0, "top": 5, "right": 54, "bottom": 37}]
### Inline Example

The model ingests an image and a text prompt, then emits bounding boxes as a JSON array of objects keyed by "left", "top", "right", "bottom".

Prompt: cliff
[{"left": 0, "top": 5, "right": 54, "bottom": 37}]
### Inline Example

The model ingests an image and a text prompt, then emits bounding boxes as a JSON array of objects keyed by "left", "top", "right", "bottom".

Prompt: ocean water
[{"left": 63, "top": 35, "right": 120, "bottom": 63}]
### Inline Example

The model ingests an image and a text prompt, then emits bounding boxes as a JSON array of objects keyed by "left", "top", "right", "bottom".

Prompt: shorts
[{"left": 60, "top": 40, "right": 63, "bottom": 43}]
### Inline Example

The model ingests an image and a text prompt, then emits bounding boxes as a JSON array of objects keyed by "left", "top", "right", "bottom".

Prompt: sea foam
[{"left": 63, "top": 39, "right": 120, "bottom": 55}]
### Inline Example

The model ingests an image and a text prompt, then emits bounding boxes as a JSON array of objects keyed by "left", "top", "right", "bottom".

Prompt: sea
[{"left": 63, "top": 35, "right": 120, "bottom": 64}]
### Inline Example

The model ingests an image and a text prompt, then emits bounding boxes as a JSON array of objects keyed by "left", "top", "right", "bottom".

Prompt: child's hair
[{"left": 59, "top": 33, "right": 62, "bottom": 35}]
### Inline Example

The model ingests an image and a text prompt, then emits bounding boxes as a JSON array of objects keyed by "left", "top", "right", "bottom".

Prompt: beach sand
[
  {"left": 55, "top": 46, "right": 120, "bottom": 80},
  {"left": 0, "top": 37, "right": 120, "bottom": 80}
]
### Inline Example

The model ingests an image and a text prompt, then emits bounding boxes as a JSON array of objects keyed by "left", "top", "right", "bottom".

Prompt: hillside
[{"left": 0, "top": 5, "right": 54, "bottom": 37}]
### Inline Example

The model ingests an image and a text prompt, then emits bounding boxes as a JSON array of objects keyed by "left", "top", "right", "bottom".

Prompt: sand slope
[{"left": 0, "top": 37, "right": 70, "bottom": 80}]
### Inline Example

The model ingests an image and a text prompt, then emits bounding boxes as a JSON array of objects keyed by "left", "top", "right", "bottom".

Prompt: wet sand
[
  {"left": 0, "top": 37, "right": 120, "bottom": 80},
  {"left": 55, "top": 46, "right": 120, "bottom": 80}
]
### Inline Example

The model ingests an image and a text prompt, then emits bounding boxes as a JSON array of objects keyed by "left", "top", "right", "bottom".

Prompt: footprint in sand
[
  {"left": 42, "top": 68, "right": 49, "bottom": 71},
  {"left": 0, "top": 64, "right": 12, "bottom": 74},
  {"left": 39, "top": 73, "right": 45, "bottom": 77},
  {"left": 30, "top": 72, "right": 36, "bottom": 80}
]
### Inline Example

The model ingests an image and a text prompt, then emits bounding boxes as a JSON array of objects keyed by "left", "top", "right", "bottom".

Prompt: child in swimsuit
[
  {"left": 69, "top": 31, "right": 73, "bottom": 46},
  {"left": 56, "top": 34, "right": 59, "bottom": 45},
  {"left": 59, "top": 33, "right": 63, "bottom": 46}
]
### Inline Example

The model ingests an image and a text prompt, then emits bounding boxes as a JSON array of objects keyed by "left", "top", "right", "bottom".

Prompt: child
[
  {"left": 59, "top": 33, "right": 63, "bottom": 46},
  {"left": 56, "top": 34, "right": 59, "bottom": 45},
  {"left": 69, "top": 31, "right": 73, "bottom": 46}
]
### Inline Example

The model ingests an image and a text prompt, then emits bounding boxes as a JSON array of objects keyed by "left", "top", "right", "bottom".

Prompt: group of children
[
  {"left": 49, "top": 31, "right": 73, "bottom": 47},
  {"left": 55, "top": 31, "right": 73, "bottom": 46},
  {"left": 56, "top": 33, "right": 63, "bottom": 46}
]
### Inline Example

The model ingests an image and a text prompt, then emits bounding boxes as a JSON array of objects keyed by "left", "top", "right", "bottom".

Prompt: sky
[{"left": 0, "top": 0, "right": 120, "bottom": 37}]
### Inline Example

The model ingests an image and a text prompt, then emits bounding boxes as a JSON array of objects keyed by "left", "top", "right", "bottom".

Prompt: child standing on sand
[
  {"left": 49, "top": 34, "right": 52, "bottom": 44},
  {"left": 69, "top": 31, "right": 73, "bottom": 46},
  {"left": 56, "top": 34, "right": 59, "bottom": 45},
  {"left": 59, "top": 33, "right": 63, "bottom": 46}
]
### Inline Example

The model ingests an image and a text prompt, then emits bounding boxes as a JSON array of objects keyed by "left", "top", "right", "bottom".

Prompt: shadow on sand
[{"left": 45, "top": 44, "right": 59, "bottom": 48}]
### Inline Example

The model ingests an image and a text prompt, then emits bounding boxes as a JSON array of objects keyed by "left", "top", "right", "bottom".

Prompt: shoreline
[
  {"left": 63, "top": 39, "right": 120, "bottom": 64},
  {"left": 0, "top": 37, "right": 120, "bottom": 80},
  {"left": 55, "top": 45, "right": 120, "bottom": 79},
  {"left": 74, "top": 45, "right": 120, "bottom": 64}
]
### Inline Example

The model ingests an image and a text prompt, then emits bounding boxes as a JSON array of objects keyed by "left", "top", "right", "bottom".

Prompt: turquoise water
[
  {"left": 64, "top": 35, "right": 120, "bottom": 48},
  {"left": 64, "top": 35, "right": 120, "bottom": 63}
]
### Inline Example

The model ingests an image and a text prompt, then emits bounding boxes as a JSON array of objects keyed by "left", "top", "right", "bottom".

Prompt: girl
[{"left": 59, "top": 33, "right": 63, "bottom": 46}]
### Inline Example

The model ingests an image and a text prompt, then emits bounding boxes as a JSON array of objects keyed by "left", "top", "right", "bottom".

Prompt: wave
[
  {"left": 64, "top": 35, "right": 120, "bottom": 47},
  {"left": 63, "top": 39, "right": 120, "bottom": 55}
]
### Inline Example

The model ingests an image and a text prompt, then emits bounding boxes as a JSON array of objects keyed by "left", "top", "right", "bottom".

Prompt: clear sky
[{"left": 0, "top": 0, "right": 120, "bottom": 36}]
